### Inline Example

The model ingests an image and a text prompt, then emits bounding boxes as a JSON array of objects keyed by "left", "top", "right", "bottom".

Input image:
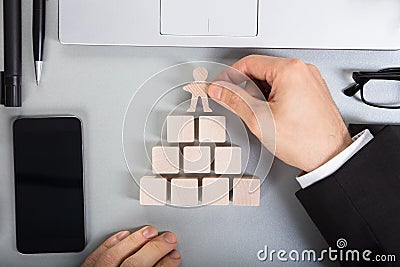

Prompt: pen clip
[{"left": 0, "top": 71, "right": 4, "bottom": 105}]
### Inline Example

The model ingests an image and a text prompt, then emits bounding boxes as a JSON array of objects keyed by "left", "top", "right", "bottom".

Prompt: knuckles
[
  {"left": 243, "top": 54, "right": 260, "bottom": 62},
  {"left": 241, "top": 54, "right": 261, "bottom": 69},
  {"left": 285, "top": 58, "right": 307, "bottom": 70},
  {"left": 306, "top": 63, "right": 321, "bottom": 75},
  {"left": 148, "top": 238, "right": 166, "bottom": 252},
  {"left": 98, "top": 251, "right": 119, "bottom": 266},
  {"left": 121, "top": 258, "right": 141, "bottom": 267},
  {"left": 126, "top": 232, "right": 141, "bottom": 243},
  {"left": 307, "top": 63, "right": 318, "bottom": 71},
  {"left": 82, "top": 255, "right": 97, "bottom": 267},
  {"left": 224, "top": 91, "right": 243, "bottom": 111}
]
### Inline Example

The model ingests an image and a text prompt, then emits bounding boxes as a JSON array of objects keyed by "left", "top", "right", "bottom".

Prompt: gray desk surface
[{"left": 1, "top": 1, "right": 400, "bottom": 267}]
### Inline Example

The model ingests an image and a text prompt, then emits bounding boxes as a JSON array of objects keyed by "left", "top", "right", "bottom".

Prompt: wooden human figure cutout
[{"left": 183, "top": 67, "right": 213, "bottom": 112}]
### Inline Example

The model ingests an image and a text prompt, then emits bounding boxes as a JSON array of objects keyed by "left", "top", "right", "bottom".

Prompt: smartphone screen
[{"left": 13, "top": 117, "right": 85, "bottom": 254}]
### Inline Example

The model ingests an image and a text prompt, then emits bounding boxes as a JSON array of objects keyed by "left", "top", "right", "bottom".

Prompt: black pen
[
  {"left": 33, "top": 0, "right": 46, "bottom": 85},
  {"left": 1, "top": 0, "right": 22, "bottom": 107}
]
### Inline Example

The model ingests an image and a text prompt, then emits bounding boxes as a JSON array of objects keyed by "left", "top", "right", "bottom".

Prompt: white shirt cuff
[{"left": 296, "top": 129, "right": 374, "bottom": 189}]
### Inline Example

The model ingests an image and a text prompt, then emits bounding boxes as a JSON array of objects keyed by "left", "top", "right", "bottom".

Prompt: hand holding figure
[{"left": 208, "top": 55, "right": 352, "bottom": 172}]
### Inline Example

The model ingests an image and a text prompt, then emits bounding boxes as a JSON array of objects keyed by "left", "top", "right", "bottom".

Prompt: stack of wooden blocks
[{"left": 140, "top": 115, "right": 260, "bottom": 207}]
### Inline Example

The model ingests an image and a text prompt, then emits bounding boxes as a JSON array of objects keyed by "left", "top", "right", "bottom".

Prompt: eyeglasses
[{"left": 343, "top": 68, "right": 400, "bottom": 109}]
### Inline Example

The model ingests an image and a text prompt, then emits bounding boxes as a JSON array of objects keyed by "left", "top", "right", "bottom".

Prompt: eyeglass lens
[{"left": 363, "top": 80, "right": 400, "bottom": 108}]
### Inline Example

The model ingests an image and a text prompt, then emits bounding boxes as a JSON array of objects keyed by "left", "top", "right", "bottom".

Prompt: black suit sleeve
[{"left": 296, "top": 126, "right": 400, "bottom": 266}]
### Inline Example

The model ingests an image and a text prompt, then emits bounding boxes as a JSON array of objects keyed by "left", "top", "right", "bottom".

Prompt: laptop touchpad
[{"left": 161, "top": 0, "right": 258, "bottom": 37}]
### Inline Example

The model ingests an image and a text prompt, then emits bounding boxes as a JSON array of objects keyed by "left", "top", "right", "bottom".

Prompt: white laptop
[{"left": 59, "top": 0, "right": 400, "bottom": 50}]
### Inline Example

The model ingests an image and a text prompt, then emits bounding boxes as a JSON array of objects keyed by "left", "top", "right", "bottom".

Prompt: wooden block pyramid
[{"left": 140, "top": 67, "right": 260, "bottom": 207}]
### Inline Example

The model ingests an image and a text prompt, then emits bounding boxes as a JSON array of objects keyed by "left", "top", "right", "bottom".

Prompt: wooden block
[
  {"left": 152, "top": 146, "right": 180, "bottom": 174},
  {"left": 202, "top": 177, "right": 229, "bottom": 206},
  {"left": 183, "top": 146, "right": 211, "bottom": 173},
  {"left": 167, "top": 116, "right": 194, "bottom": 143},
  {"left": 214, "top": 147, "right": 241, "bottom": 174},
  {"left": 199, "top": 116, "right": 226, "bottom": 143},
  {"left": 171, "top": 178, "right": 198, "bottom": 206},
  {"left": 233, "top": 177, "right": 260, "bottom": 206},
  {"left": 140, "top": 176, "right": 167, "bottom": 206}
]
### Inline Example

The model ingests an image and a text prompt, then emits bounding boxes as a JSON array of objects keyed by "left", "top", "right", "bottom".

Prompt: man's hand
[
  {"left": 81, "top": 226, "right": 181, "bottom": 267},
  {"left": 208, "top": 55, "right": 352, "bottom": 172}
]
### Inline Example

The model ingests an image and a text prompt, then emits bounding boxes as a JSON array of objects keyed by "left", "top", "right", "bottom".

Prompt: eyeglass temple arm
[
  {"left": 344, "top": 83, "right": 362, "bottom": 96},
  {"left": 343, "top": 71, "right": 370, "bottom": 97},
  {"left": 377, "top": 67, "right": 400, "bottom": 74},
  {"left": 344, "top": 69, "right": 400, "bottom": 97}
]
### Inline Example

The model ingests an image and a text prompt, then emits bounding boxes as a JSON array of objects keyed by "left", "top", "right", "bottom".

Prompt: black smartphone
[{"left": 13, "top": 117, "right": 85, "bottom": 254}]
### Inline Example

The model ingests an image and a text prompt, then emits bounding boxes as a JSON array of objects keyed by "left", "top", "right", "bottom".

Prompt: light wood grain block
[
  {"left": 171, "top": 178, "right": 199, "bottom": 206},
  {"left": 199, "top": 116, "right": 226, "bottom": 143},
  {"left": 140, "top": 176, "right": 167, "bottom": 206},
  {"left": 214, "top": 147, "right": 241, "bottom": 174},
  {"left": 202, "top": 177, "right": 229, "bottom": 206},
  {"left": 183, "top": 146, "right": 211, "bottom": 173},
  {"left": 233, "top": 177, "right": 260, "bottom": 206},
  {"left": 167, "top": 116, "right": 194, "bottom": 143},
  {"left": 152, "top": 146, "right": 180, "bottom": 174}
]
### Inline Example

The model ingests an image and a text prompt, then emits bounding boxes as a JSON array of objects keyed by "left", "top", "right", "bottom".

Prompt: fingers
[
  {"left": 212, "top": 55, "right": 283, "bottom": 86},
  {"left": 244, "top": 80, "right": 270, "bottom": 100},
  {"left": 81, "top": 231, "right": 130, "bottom": 267},
  {"left": 155, "top": 251, "right": 182, "bottom": 267},
  {"left": 212, "top": 64, "right": 252, "bottom": 85},
  {"left": 229, "top": 55, "right": 286, "bottom": 85},
  {"left": 215, "top": 55, "right": 323, "bottom": 100},
  {"left": 208, "top": 81, "right": 258, "bottom": 115},
  {"left": 208, "top": 81, "right": 265, "bottom": 140},
  {"left": 81, "top": 227, "right": 182, "bottom": 267},
  {"left": 121, "top": 232, "right": 179, "bottom": 267},
  {"left": 306, "top": 63, "right": 321, "bottom": 78},
  {"left": 96, "top": 226, "right": 158, "bottom": 267},
  {"left": 306, "top": 64, "right": 328, "bottom": 88},
  {"left": 218, "top": 55, "right": 325, "bottom": 90}
]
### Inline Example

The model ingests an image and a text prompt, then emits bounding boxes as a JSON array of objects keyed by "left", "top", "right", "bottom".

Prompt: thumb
[{"left": 208, "top": 81, "right": 273, "bottom": 144}]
